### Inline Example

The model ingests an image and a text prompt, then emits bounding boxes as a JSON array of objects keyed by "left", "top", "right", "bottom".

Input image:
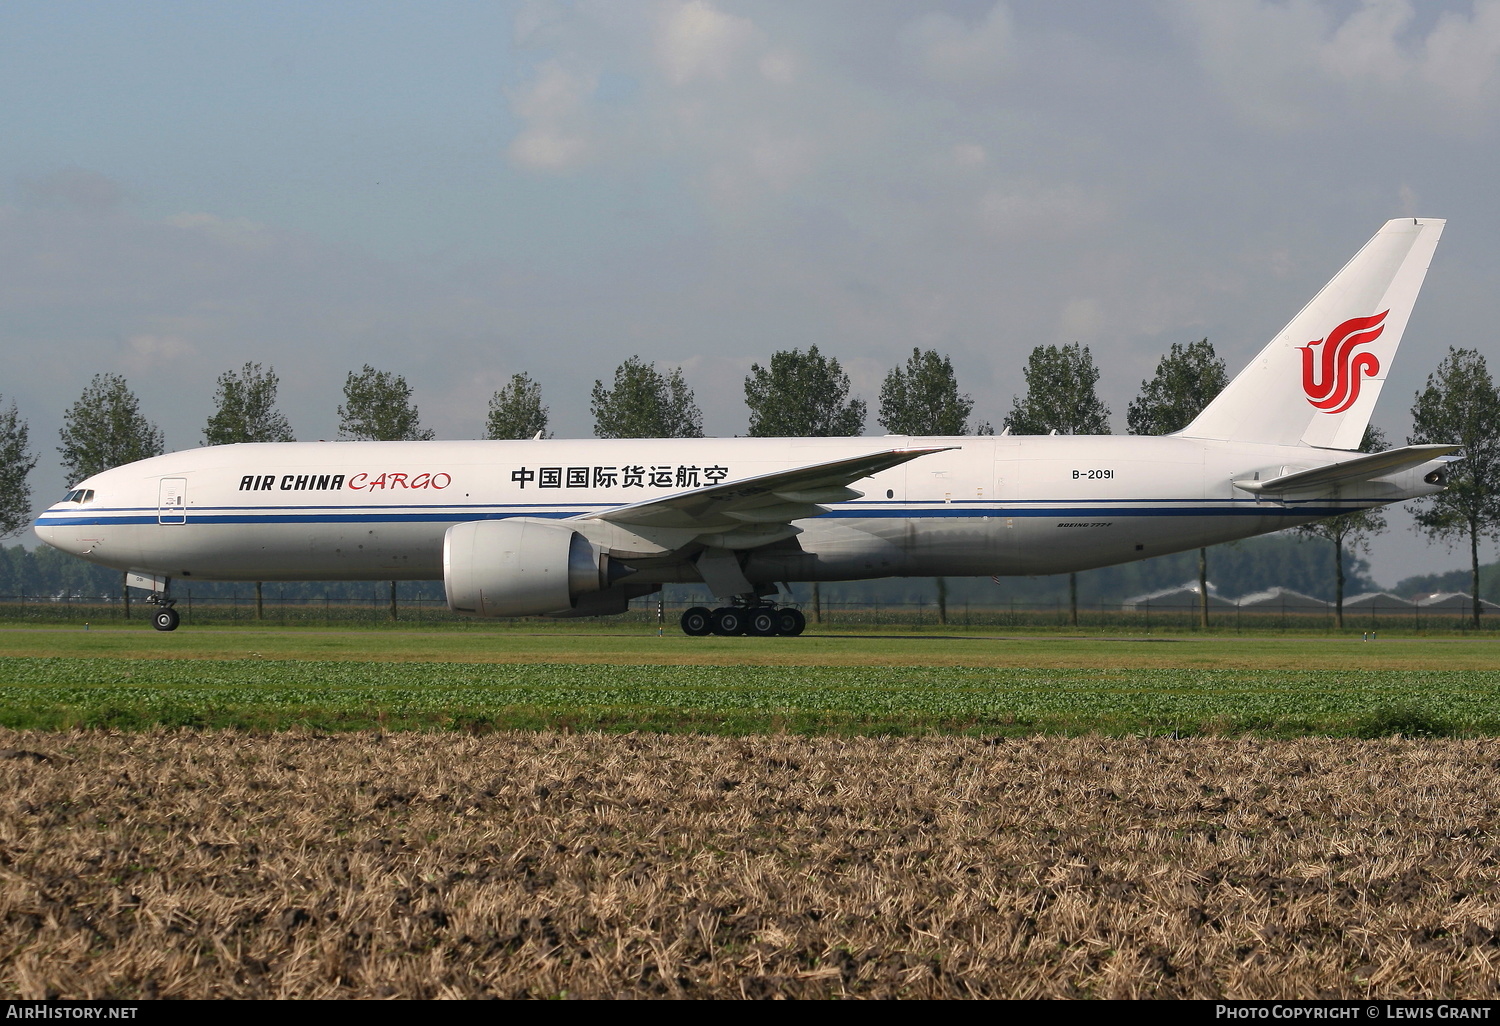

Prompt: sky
[{"left": 4, "top": 0, "right": 1500, "bottom": 587}]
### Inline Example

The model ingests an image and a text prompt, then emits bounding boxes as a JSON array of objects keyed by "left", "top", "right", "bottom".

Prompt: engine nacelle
[
  {"left": 444, "top": 518, "right": 606, "bottom": 617},
  {"left": 546, "top": 583, "right": 662, "bottom": 619}
]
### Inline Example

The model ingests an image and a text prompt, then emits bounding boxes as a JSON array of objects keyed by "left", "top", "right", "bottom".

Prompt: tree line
[{"left": 4, "top": 342, "right": 1500, "bottom": 625}]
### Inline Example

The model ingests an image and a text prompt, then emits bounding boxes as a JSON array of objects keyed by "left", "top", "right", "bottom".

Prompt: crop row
[{"left": 0, "top": 658, "right": 1495, "bottom": 735}]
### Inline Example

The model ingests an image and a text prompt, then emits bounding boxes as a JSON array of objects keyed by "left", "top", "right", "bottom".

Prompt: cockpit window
[{"left": 61, "top": 489, "right": 95, "bottom": 504}]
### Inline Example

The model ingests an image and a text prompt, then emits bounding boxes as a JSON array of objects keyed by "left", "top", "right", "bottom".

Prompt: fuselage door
[{"left": 158, "top": 478, "right": 187, "bottom": 525}]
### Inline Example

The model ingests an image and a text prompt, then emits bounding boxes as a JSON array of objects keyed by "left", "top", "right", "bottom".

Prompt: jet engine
[{"left": 444, "top": 518, "right": 627, "bottom": 617}]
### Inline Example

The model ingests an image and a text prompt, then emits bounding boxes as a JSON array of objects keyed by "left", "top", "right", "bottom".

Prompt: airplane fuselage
[
  {"left": 33, "top": 434, "right": 1443, "bottom": 587},
  {"left": 29, "top": 217, "right": 1455, "bottom": 635}
]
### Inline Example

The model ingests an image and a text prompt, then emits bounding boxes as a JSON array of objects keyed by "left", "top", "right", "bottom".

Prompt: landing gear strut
[{"left": 679, "top": 604, "right": 805, "bottom": 638}]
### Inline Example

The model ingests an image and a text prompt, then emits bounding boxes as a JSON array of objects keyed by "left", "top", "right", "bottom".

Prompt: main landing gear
[{"left": 680, "top": 605, "right": 806, "bottom": 638}]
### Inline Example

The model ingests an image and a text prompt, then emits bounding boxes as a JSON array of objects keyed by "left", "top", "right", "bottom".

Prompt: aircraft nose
[
  {"left": 32, "top": 496, "right": 91, "bottom": 554},
  {"left": 32, "top": 510, "right": 63, "bottom": 550}
]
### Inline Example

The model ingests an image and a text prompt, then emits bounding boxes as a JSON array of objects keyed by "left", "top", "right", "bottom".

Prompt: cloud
[
  {"left": 6, "top": 5, "right": 1492, "bottom": 585},
  {"left": 165, "top": 212, "right": 274, "bottom": 251},
  {"left": 0, "top": 174, "right": 535, "bottom": 456},
  {"left": 654, "top": 0, "right": 760, "bottom": 86},
  {"left": 758, "top": 48, "right": 798, "bottom": 85},
  {"left": 503, "top": 1, "right": 850, "bottom": 210},
  {"left": 1058, "top": 297, "right": 1105, "bottom": 342},
  {"left": 948, "top": 143, "right": 988, "bottom": 171},
  {"left": 124, "top": 331, "right": 196, "bottom": 369},
  {"left": 17, "top": 168, "right": 128, "bottom": 214},
  {"left": 1416, "top": 1, "right": 1500, "bottom": 108},
  {"left": 512, "top": 0, "right": 571, "bottom": 47},
  {"left": 978, "top": 181, "right": 1111, "bottom": 237},
  {"left": 1169, "top": 0, "right": 1500, "bottom": 132},
  {"left": 900, "top": 3, "right": 1014, "bottom": 88},
  {"left": 506, "top": 61, "right": 598, "bottom": 171}
]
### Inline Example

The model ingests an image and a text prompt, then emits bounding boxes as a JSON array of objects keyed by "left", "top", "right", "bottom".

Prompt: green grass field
[
  {"left": 2, "top": 621, "right": 1496, "bottom": 667},
  {"left": 1, "top": 623, "right": 1497, "bottom": 735}
]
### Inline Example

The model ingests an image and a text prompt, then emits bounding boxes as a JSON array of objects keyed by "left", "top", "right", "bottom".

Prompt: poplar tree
[
  {"left": 1296, "top": 427, "right": 1388, "bottom": 629},
  {"left": 486, "top": 372, "right": 551, "bottom": 440},
  {"left": 745, "top": 345, "right": 866, "bottom": 438},
  {"left": 1126, "top": 339, "right": 1227, "bottom": 436},
  {"left": 338, "top": 366, "right": 434, "bottom": 442},
  {"left": 0, "top": 397, "right": 37, "bottom": 538},
  {"left": 57, "top": 374, "right": 165, "bottom": 616},
  {"left": 58, "top": 374, "right": 165, "bottom": 482},
  {"left": 877, "top": 347, "right": 975, "bottom": 623},
  {"left": 591, "top": 357, "right": 702, "bottom": 438},
  {"left": 337, "top": 365, "right": 434, "bottom": 618},
  {"left": 1005, "top": 342, "right": 1110, "bottom": 436},
  {"left": 744, "top": 345, "right": 865, "bottom": 621},
  {"left": 1008, "top": 342, "right": 1111, "bottom": 625},
  {"left": 204, "top": 363, "right": 294, "bottom": 445},
  {"left": 1127, "top": 338, "right": 1228, "bottom": 627},
  {"left": 877, "top": 348, "right": 975, "bottom": 435},
  {"left": 203, "top": 363, "right": 293, "bottom": 619},
  {"left": 1409, "top": 347, "right": 1500, "bottom": 628}
]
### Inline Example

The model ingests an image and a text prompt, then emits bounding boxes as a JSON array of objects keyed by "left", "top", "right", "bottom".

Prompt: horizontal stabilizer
[{"left": 1234, "top": 444, "right": 1460, "bottom": 494}]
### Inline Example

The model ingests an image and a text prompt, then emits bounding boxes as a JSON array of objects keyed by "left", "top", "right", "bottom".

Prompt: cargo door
[{"left": 158, "top": 478, "right": 187, "bottom": 524}]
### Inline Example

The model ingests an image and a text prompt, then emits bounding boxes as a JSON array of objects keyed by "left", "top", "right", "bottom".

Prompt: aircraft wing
[
  {"left": 573, "top": 446, "right": 955, "bottom": 533},
  {"left": 1234, "top": 444, "right": 1460, "bottom": 494}
]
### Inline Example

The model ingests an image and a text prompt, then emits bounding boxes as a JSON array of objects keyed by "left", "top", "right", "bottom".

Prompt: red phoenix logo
[{"left": 1299, "top": 310, "right": 1388, "bottom": 414}]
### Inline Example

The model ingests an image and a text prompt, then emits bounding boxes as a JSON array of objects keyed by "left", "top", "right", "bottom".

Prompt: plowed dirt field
[{"left": 4, "top": 729, "right": 1497, "bottom": 999}]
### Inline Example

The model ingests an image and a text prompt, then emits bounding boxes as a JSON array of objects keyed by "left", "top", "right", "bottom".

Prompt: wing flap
[
  {"left": 724, "top": 502, "right": 827, "bottom": 524},
  {"left": 772, "top": 486, "right": 863, "bottom": 504},
  {"left": 1234, "top": 443, "right": 1460, "bottom": 494}
]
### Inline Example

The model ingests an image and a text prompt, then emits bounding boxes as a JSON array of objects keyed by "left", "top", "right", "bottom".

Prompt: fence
[
  {"left": 0, "top": 592, "right": 465, "bottom": 628},
  {"left": 671, "top": 596, "right": 1499, "bottom": 632},
  {"left": 1, "top": 592, "right": 1496, "bottom": 632}
]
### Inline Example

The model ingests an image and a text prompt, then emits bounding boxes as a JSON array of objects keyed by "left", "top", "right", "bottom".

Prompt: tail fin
[{"left": 1180, "top": 217, "right": 1444, "bottom": 450}]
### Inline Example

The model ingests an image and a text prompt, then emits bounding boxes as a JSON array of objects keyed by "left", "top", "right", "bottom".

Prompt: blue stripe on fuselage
[{"left": 34, "top": 500, "right": 1369, "bottom": 528}]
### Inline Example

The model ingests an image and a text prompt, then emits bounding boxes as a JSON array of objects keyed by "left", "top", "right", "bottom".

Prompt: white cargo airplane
[{"left": 35, "top": 217, "right": 1458, "bottom": 636}]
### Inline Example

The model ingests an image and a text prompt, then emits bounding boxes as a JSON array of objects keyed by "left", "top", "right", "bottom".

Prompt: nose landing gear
[
  {"left": 679, "top": 605, "right": 806, "bottom": 637},
  {"left": 146, "top": 579, "right": 180, "bottom": 632}
]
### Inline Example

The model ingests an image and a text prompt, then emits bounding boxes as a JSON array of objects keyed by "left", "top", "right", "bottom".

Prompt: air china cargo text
[{"left": 237, "top": 472, "right": 452, "bottom": 492}]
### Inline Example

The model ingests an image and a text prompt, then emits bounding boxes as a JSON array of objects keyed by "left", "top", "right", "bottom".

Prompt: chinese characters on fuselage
[{"left": 510, "top": 465, "right": 729, "bottom": 489}]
